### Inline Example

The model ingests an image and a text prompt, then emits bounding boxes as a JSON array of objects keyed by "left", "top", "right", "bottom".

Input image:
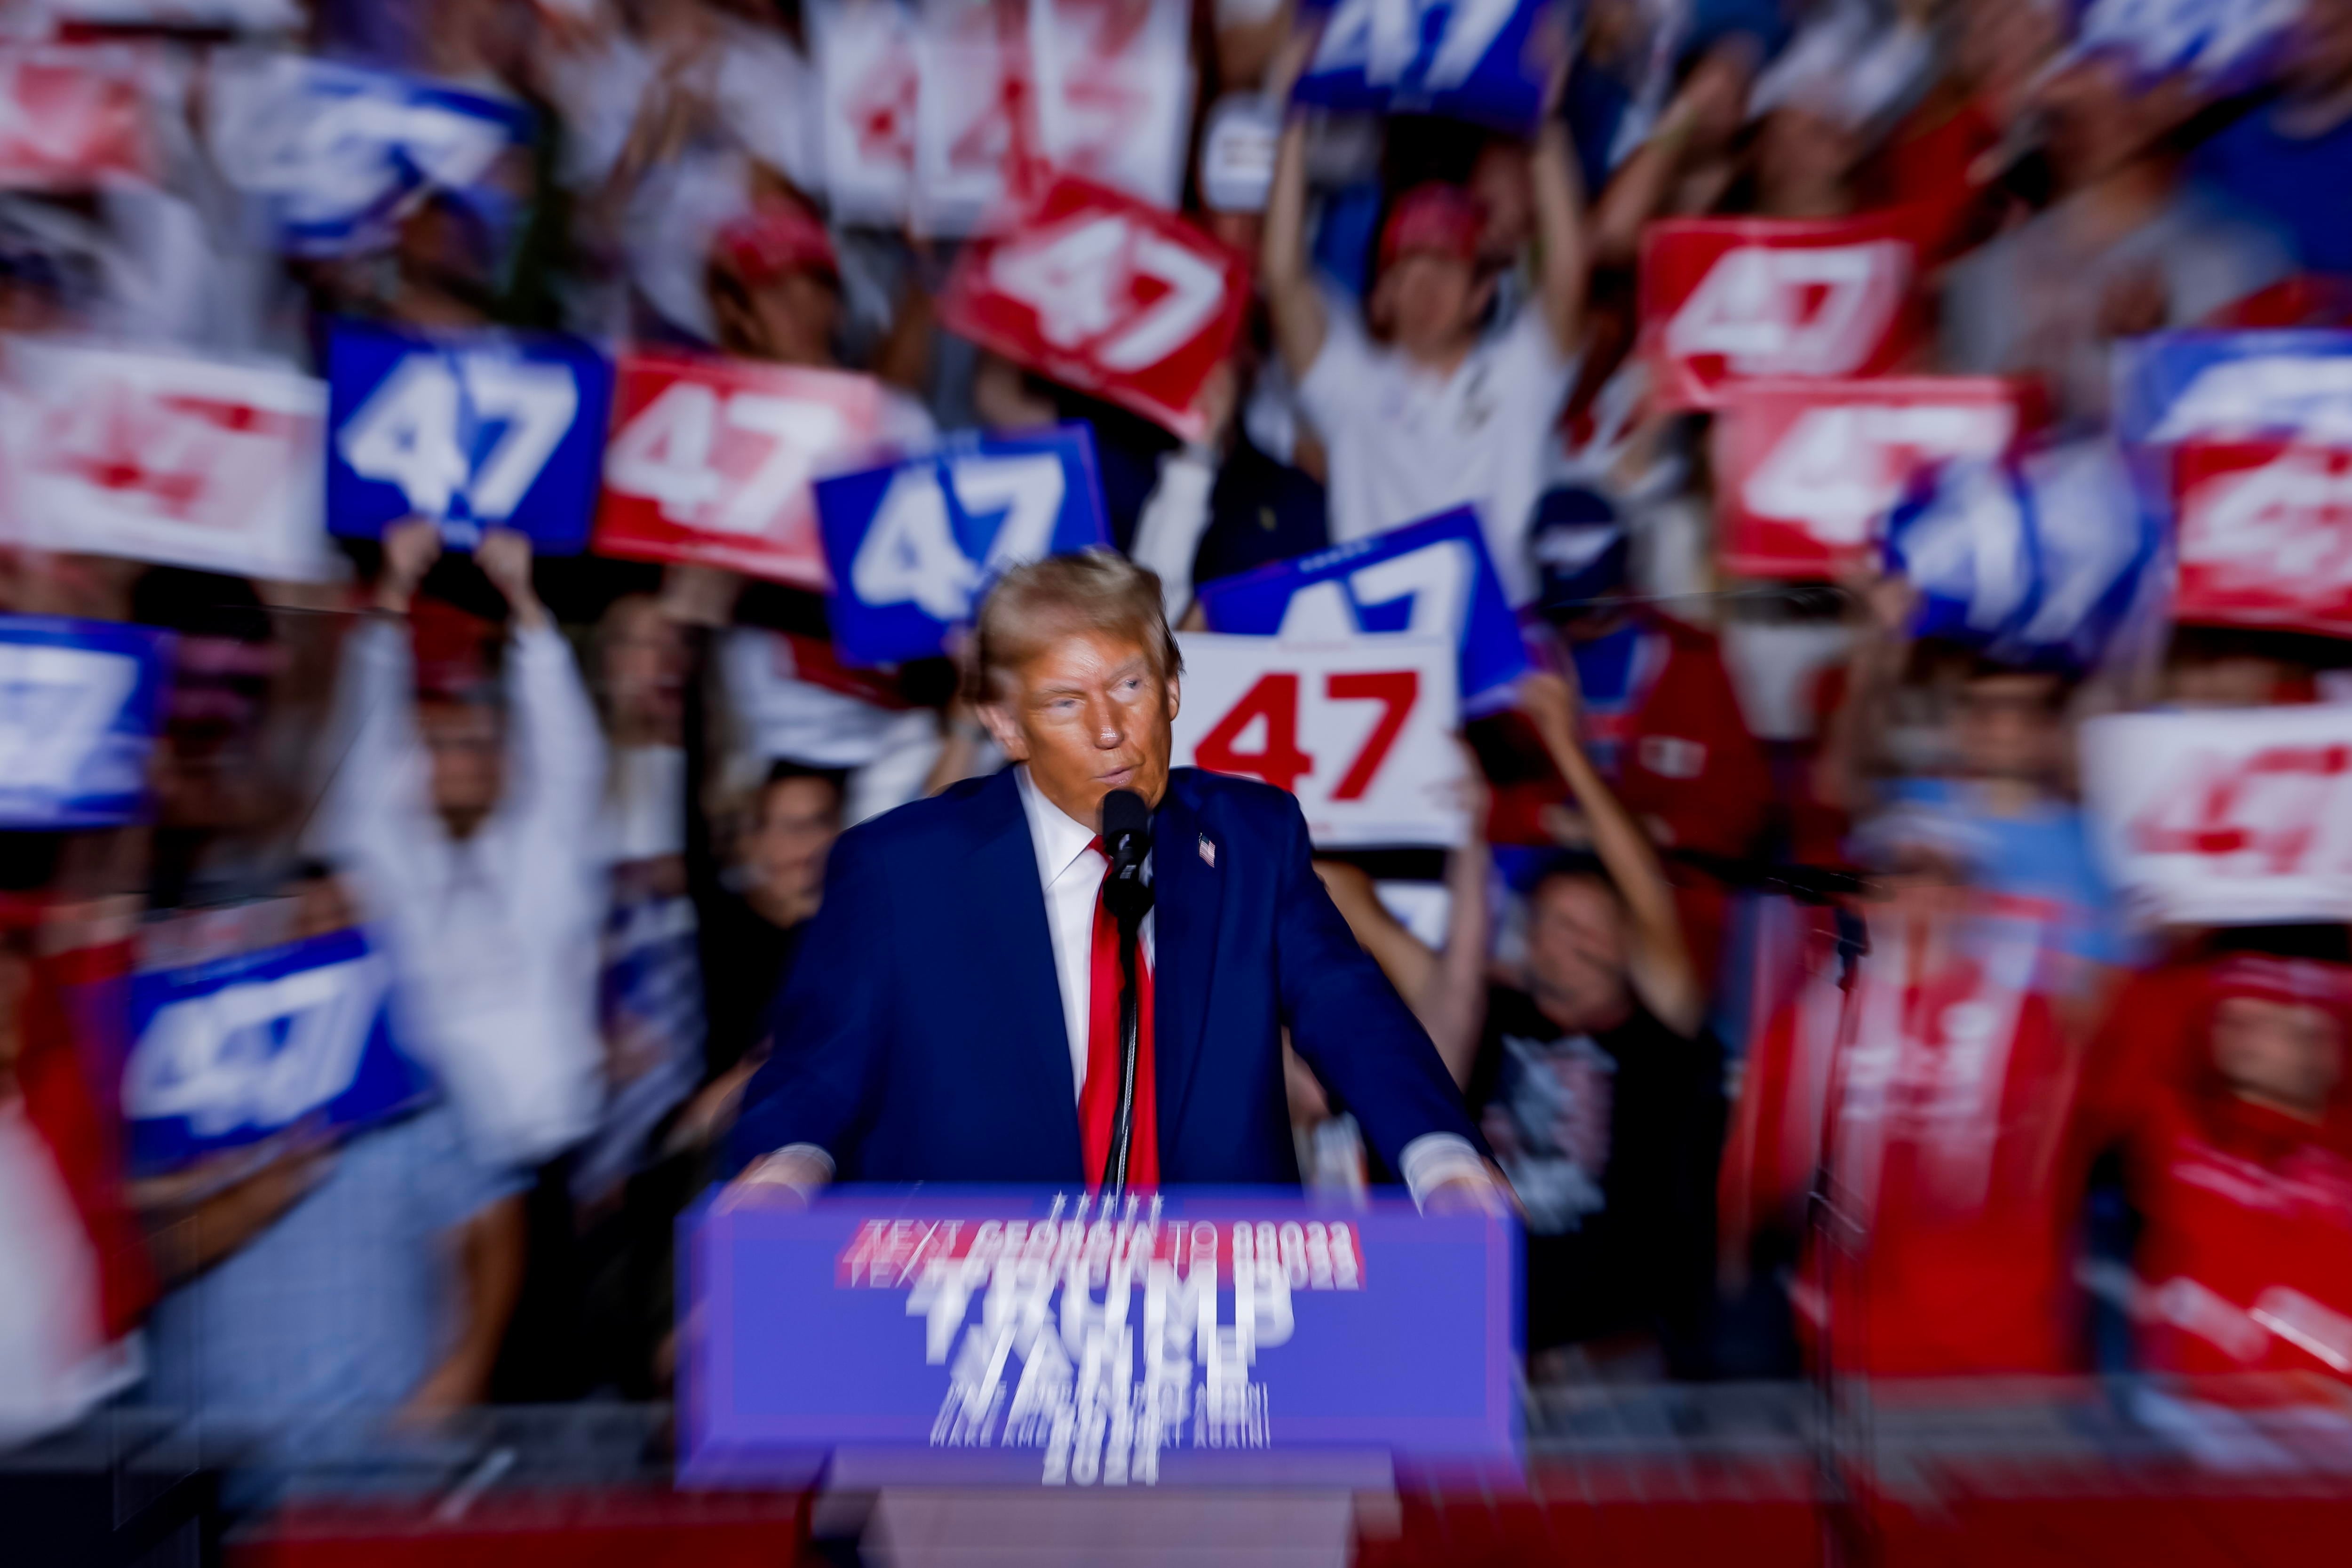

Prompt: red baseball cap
[
  {"left": 717, "top": 203, "right": 840, "bottom": 287},
  {"left": 2208, "top": 955, "right": 2352, "bottom": 1023},
  {"left": 411, "top": 597, "right": 500, "bottom": 704},
  {"left": 1379, "top": 183, "right": 1483, "bottom": 270}
]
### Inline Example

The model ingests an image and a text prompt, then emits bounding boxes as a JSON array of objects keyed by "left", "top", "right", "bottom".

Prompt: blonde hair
[{"left": 970, "top": 549, "right": 1183, "bottom": 702}]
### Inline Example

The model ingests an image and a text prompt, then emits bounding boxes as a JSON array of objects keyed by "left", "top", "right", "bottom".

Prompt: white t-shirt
[{"left": 1297, "top": 301, "right": 1577, "bottom": 607}]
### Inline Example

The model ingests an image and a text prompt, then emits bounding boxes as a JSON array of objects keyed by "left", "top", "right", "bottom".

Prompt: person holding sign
[
  {"left": 1320, "top": 669, "right": 1720, "bottom": 1374},
  {"left": 313, "top": 521, "right": 611, "bottom": 1178},
  {"left": 1261, "top": 20, "right": 1590, "bottom": 608},
  {"left": 731, "top": 550, "right": 1499, "bottom": 1205},
  {"left": 706, "top": 200, "right": 937, "bottom": 447}
]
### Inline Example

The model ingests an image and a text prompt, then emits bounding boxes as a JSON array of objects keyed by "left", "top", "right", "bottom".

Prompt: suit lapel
[
  {"left": 962, "top": 771, "right": 1084, "bottom": 1159},
  {"left": 1152, "top": 775, "right": 1223, "bottom": 1150}
]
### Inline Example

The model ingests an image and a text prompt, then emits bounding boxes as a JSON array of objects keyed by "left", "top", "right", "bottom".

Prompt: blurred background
[{"left": 5, "top": 0, "right": 2352, "bottom": 1561}]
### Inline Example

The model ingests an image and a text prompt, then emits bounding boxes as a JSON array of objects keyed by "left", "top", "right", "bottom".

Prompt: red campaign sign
[
  {"left": 2172, "top": 439, "right": 2352, "bottom": 637},
  {"left": 1715, "top": 378, "right": 2034, "bottom": 579},
  {"left": 0, "top": 47, "right": 156, "bottom": 190},
  {"left": 937, "top": 174, "right": 1248, "bottom": 441},
  {"left": 591, "top": 353, "right": 883, "bottom": 590},
  {"left": 1638, "top": 207, "right": 1935, "bottom": 413}
]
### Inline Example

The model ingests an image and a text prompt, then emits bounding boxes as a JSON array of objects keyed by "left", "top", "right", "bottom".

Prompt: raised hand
[
  {"left": 1516, "top": 667, "right": 1584, "bottom": 748},
  {"left": 476, "top": 527, "right": 549, "bottom": 631},
  {"left": 375, "top": 517, "right": 443, "bottom": 615}
]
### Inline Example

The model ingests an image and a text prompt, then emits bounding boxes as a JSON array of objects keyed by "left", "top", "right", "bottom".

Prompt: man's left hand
[{"left": 1421, "top": 1161, "right": 1521, "bottom": 1219}]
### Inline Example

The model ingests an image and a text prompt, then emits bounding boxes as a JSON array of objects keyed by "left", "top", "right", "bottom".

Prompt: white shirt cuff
[
  {"left": 751, "top": 1143, "right": 835, "bottom": 1187},
  {"left": 1398, "top": 1133, "right": 1490, "bottom": 1211}
]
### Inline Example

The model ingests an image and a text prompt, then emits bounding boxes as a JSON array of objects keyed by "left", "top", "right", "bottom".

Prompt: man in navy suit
[{"left": 730, "top": 550, "right": 1497, "bottom": 1206}]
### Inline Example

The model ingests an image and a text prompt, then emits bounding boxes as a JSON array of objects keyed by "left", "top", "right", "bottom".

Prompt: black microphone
[
  {"left": 1098, "top": 788, "right": 1153, "bottom": 1197},
  {"left": 1100, "top": 788, "right": 1154, "bottom": 931}
]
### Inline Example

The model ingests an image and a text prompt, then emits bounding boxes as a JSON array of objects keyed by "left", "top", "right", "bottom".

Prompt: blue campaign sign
[
  {"left": 326, "top": 318, "right": 613, "bottom": 551},
  {"left": 1194, "top": 508, "right": 1530, "bottom": 712},
  {"left": 2011, "top": 438, "right": 2156, "bottom": 674},
  {"left": 1885, "top": 454, "right": 2042, "bottom": 653},
  {"left": 1293, "top": 0, "right": 1548, "bottom": 131},
  {"left": 815, "top": 424, "right": 1110, "bottom": 666},
  {"left": 0, "top": 616, "right": 170, "bottom": 829},
  {"left": 2068, "top": 0, "right": 2301, "bottom": 94},
  {"left": 120, "top": 926, "right": 429, "bottom": 1178},
  {"left": 1884, "top": 439, "right": 2154, "bottom": 674},
  {"left": 681, "top": 1189, "right": 1517, "bottom": 1486},
  {"left": 2114, "top": 330, "right": 2352, "bottom": 450},
  {"left": 207, "top": 53, "right": 535, "bottom": 259}
]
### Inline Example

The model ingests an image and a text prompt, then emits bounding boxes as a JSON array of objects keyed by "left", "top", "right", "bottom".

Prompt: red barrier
[{"left": 230, "top": 1488, "right": 809, "bottom": 1568}]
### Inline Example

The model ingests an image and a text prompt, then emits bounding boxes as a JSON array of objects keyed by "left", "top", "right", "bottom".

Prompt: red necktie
[{"left": 1078, "top": 836, "right": 1158, "bottom": 1191}]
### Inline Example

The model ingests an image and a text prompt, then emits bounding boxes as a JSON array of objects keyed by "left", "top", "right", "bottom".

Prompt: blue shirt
[
  {"left": 1565, "top": 619, "right": 1656, "bottom": 778},
  {"left": 144, "top": 1108, "right": 514, "bottom": 1451},
  {"left": 1880, "top": 778, "right": 2132, "bottom": 969},
  {"left": 2192, "top": 108, "right": 2352, "bottom": 278}
]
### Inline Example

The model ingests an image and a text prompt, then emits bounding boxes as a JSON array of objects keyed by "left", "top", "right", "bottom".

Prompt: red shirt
[
  {"left": 1722, "top": 906, "right": 2085, "bottom": 1377},
  {"left": 16, "top": 939, "right": 152, "bottom": 1344},
  {"left": 2091, "top": 962, "right": 2352, "bottom": 1385},
  {"left": 2127, "top": 1091, "right": 2352, "bottom": 1381}
]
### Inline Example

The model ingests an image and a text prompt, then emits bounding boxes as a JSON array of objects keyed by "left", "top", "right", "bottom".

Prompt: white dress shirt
[{"left": 1015, "top": 767, "right": 1153, "bottom": 1097}]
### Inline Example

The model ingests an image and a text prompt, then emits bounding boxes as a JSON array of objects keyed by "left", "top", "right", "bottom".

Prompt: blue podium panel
[{"left": 681, "top": 1188, "right": 1518, "bottom": 1486}]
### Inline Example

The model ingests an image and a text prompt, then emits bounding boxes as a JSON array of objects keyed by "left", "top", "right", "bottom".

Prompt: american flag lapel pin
[{"left": 1199, "top": 835, "right": 1216, "bottom": 869}]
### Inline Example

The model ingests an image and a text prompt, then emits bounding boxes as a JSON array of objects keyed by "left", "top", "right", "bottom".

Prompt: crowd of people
[{"left": 3, "top": 0, "right": 2352, "bottom": 1486}]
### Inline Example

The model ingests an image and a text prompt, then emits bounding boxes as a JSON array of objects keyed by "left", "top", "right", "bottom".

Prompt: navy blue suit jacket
[{"left": 729, "top": 767, "right": 1481, "bottom": 1185}]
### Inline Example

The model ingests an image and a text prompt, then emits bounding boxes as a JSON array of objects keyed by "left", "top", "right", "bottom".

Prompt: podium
[{"left": 678, "top": 1188, "right": 1519, "bottom": 1564}]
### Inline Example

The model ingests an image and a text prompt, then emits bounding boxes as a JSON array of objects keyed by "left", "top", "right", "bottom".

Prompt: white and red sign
[
  {"left": 7, "top": 340, "right": 331, "bottom": 581},
  {"left": 2172, "top": 440, "right": 2352, "bottom": 638},
  {"left": 940, "top": 175, "right": 1248, "bottom": 439},
  {"left": 1715, "top": 378, "right": 2034, "bottom": 579},
  {"left": 0, "top": 45, "right": 157, "bottom": 191},
  {"left": 592, "top": 353, "right": 883, "bottom": 589},
  {"left": 2083, "top": 706, "right": 2352, "bottom": 927},
  {"left": 818, "top": 0, "right": 1192, "bottom": 235},
  {"left": 1640, "top": 209, "right": 1933, "bottom": 412},
  {"left": 810, "top": 0, "right": 921, "bottom": 225},
  {"left": 1026, "top": 0, "right": 1192, "bottom": 214},
  {"left": 910, "top": 0, "right": 1023, "bottom": 237},
  {"left": 1172, "top": 633, "right": 1467, "bottom": 848}
]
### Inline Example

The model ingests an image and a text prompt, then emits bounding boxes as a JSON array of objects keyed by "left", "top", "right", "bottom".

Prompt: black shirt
[
  {"left": 1192, "top": 438, "right": 1330, "bottom": 589},
  {"left": 1468, "top": 984, "right": 1723, "bottom": 1361},
  {"left": 695, "top": 886, "right": 810, "bottom": 1083}
]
